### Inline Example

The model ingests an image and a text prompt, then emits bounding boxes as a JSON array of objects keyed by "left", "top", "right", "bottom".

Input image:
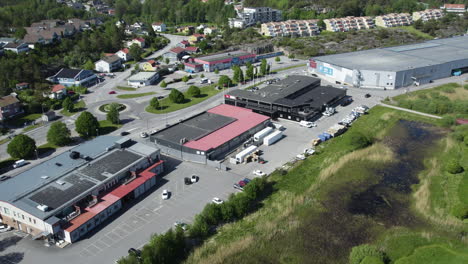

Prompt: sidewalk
[{"left": 379, "top": 102, "right": 442, "bottom": 119}]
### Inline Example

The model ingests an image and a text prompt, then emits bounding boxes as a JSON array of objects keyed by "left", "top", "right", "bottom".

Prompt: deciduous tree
[
  {"left": 7, "top": 134, "right": 36, "bottom": 159},
  {"left": 47, "top": 122, "right": 71, "bottom": 146},
  {"left": 75, "top": 111, "right": 100, "bottom": 138}
]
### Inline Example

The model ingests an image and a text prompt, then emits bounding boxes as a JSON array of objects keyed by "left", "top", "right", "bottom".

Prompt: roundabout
[{"left": 98, "top": 103, "right": 127, "bottom": 113}]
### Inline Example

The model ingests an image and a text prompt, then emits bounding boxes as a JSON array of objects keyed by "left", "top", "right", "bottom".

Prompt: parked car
[
  {"left": 150, "top": 129, "right": 158, "bottom": 135},
  {"left": 0, "top": 175, "right": 11, "bottom": 181},
  {"left": 364, "top": 93, "right": 371, "bottom": 98},
  {"left": 161, "top": 189, "right": 169, "bottom": 200},
  {"left": 296, "top": 153, "right": 306, "bottom": 160},
  {"left": 174, "top": 221, "right": 187, "bottom": 231},
  {"left": 253, "top": 170, "right": 266, "bottom": 177},
  {"left": 108, "top": 91, "right": 116, "bottom": 94},
  {"left": 128, "top": 248, "right": 141, "bottom": 256},
  {"left": 120, "top": 131, "right": 130, "bottom": 136},
  {"left": 299, "top": 121, "right": 316, "bottom": 128},
  {"left": 184, "top": 177, "right": 191, "bottom": 185},
  {"left": 157, "top": 96, "right": 164, "bottom": 100},
  {"left": 233, "top": 183, "right": 243, "bottom": 191},
  {"left": 140, "top": 132, "right": 148, "bottom": 138},
  {"left": 340, "top": 97, "right": 353, "bottom": 106},
  {"left": 13, "top": 159, "right": 27, "bottom": 169},
  {"left": 191, "top": 174, "right": 198, "bottom": 183},
  {"left": 239, "top": 180, "right": 247, "bottom": 187},
  {"left": 304, "top": 148, "right": 316, "bottom": 156},
  {"left": 212, "top": 197, "right": 223, "bottom": 204},
  {"left": 243, "top": 178, "right": 251, "bottom": 184},
  {"left": 0, "top": 226, "right": 12, "bottom": 233}
]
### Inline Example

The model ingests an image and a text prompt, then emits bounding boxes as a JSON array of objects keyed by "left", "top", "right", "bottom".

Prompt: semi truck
[
  {"left": 235, "top": 145, "right": 258, "bottom": 163},
  {"left": 254, "top": 127, "right": 274, "bottom": 142},
  {"left": 263, "top": 130, "right": 283, "bottom": 146}
]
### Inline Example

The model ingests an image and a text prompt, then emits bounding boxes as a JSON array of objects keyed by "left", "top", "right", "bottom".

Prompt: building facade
[
  {"left": 0, "top": 95, "right": 22, "bottom": 121},
  {"left": 440, "top": 4, "right": 466, "bottom": 14},
  {"left": 375, "top": 13, "right": 413, "bottom": 27},
  {"left": 0, "top": 137, "right": 164, "bottom": 244},
  {"left": 323, "top": 16, "right": 375, "bottom": 32},
  {"left": 151, "top": 22, "right": 166, "bottom": 32},
  {"left": 48, "top": 68, "right": 98, "bottom": 87},
  {"left": 229, "top": 6, "right": 282, "bottom": 28},
  {"left": 95, "top": 55, "right": 122, "bottom": 73},
  {"left": 413, "top": 9, "right": 444, "bottom": 22},
  {"left": 127, "top": 72, "right": 159, "bottom": 88},
  {"left": 186, "top": 50, "right": 256, "bottom": 72},
  {"left": 261, "top": 20, "right": 320, "bottom": 37}
]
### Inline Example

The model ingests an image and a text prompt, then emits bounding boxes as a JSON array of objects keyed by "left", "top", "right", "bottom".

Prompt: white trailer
[
  {"left": 263, "top": 130, "right": 283, "bottom": 146},
  {"left": 235, "top": 145, "right": 258, "bottom": 163},
  {"left": 254, "top": 127, "right": 274, "bottom": 142}
]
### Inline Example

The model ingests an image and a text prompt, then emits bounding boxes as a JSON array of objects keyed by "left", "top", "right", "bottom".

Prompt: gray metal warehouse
[{"left": 308, "top": 35, "right": 468, "bottom": 89}]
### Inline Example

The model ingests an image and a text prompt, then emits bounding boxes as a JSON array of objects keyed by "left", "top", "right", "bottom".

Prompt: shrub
[
  {"left": 7, "top": 134, "right": 36, "bottom": 159},
  {"left": 439, "top": 116, "right": 455, "bottom": 128},
  {"left": 47, "top": 122, "right": 71, "bottom": 146},
  {"left": 349, "top": 244, "right": 385, "bottom": 264},
  {"left": 187, "top": 85, "right": 201, "bottom": 97},
  {"left": 445, "top": 159, "right": 464, "bottom": 174},
  {"left": 150, "top": 97, "right": 160, "bottom": 109},
  {"left": 451, "top": 203, "right": 468, "bottom": 220},
  {"left": 347, "top": 131, "right": 372, "bottom": 150},
  {"left": 160, "top": 80, "right": 167, "bottom": 88},
  {"left": 169, "top": 89, "right": 185, "bottom": 103}
]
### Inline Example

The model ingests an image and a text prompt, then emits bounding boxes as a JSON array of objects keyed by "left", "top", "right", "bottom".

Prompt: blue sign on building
[{"left": 318, "top": 65, "right": 333, "bottom": 76}]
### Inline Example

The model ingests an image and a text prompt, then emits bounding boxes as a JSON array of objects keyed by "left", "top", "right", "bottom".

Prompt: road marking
[
  {"left": 152, "top": 205, "right": 163, "bottom": 212},
  {"left": 127, "top": 127, "right": 139, "bottom": 132}
]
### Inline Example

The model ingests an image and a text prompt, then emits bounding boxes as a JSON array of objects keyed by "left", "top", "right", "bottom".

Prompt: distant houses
[
  {"left": 152, "top": 22, "right": 166, "bottom": 32},
  {"left": 126, "top": 38, "right": 146, "bottom": 48}
]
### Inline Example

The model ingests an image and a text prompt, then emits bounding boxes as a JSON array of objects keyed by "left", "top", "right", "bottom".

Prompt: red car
[
  {"left": 108, "top": 91, "right": 116, "bottom": 94},
  {"left": 67, "top": 91, "right": 75, "bottom": 95}
]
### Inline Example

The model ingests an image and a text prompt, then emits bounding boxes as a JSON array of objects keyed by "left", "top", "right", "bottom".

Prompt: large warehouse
[
  {"left": 0, "top": 136, "right": 164, "bottom": 244},
  {"left": 224, "top": 75, "right": 346, "bottom": 121},
  {"left": 308, "top": 35, "right": 468, "bottom": 89},
  {"left": 150, "top": 104, "right": 270, "bottom": 164}
]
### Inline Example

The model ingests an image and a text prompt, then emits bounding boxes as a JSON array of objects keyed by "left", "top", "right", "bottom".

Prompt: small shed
[{"left": 42, "top": 111, "right": 56, "bottom": 122}]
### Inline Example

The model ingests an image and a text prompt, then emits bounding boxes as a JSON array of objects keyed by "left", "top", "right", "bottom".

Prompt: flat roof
[
  {"left": 152, "top": 104, "right": 269, "bottom": 152},
  {"left": 128, "top": 71, "right": 157, "bottom": 81},
  {"left": 0, "top": 136, "right": 158, "bottom": 220},
  {"left": 313, "top": 35, "right": 468, "bottom": 72},
  {"left": 196, "top": 50, "right": 254, "bottom": 63},
  {"left": 227, "top": 75, "right": 345, "bottom": 108}
]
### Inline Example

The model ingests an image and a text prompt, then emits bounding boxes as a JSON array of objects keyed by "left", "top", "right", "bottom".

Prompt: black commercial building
[{"left": 224, "top": 75, "right": 346, "bottom": 121}]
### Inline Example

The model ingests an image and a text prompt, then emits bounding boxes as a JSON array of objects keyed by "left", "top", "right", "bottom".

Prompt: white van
[
  {"left": 299, "top": 121, "right": 316, "bottom": 128},
  {"left": 13, "top": 159, "right": 27, "bottom": 168}
]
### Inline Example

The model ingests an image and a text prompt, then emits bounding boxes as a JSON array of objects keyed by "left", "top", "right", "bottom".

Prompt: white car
[
  {"left": 140, "top": 132, "right": 148, "bottom": 138},
  {"left": 299, "top": 121, "right": 316, "bottom": 128},
  {"left": 304, "top": 148, "right": 316, "bottom": 156},
  {"left": 212, "top": 197, "right": 224, "bottom": 204},
  {"left": 296, "top": 153, "right": 306, "bottom": 160},
  {"left": 191, "top": 174, "right": 198, "bottom": 183},
  {"left": 0, "top": 226, "right": 12, "bottom": 233},
  {"left": 161, "top": 189, "right": 169, "bottom": 200},
  {"left": 174, "top": 221, "right": 187, "bottom": 231},
  {"left": 150, "top": 129, "right": 157, "bottom": 135},
  {"left": 253, "top": 170, "right": 266, "bottom": 176}
]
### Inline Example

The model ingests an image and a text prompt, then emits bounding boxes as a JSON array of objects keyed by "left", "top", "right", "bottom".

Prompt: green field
[
  {"left": 182, "top": 106, "right": 467, "bottom": 264},
  {"left": 146, "top": 85, "right": 221, "bottom": 114},
  {"left": 6, "top": 113, "right": 41, "bottom": 127},
  {"left": 270, "top": 63, "right": 305, "bottom": 73},
  {"left": 60, "top": 100, "right": 86, "bottom": 117},
  {"left": 117, "top": 92, "right": 156, "bottom": 99},
  {"left": 98, "top": 120, "right": 122, "bottom": 135}
]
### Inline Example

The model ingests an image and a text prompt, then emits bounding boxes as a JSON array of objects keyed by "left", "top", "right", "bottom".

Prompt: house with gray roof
[{"left": 95, "top": 54, "right": 122, "bottom": 73}]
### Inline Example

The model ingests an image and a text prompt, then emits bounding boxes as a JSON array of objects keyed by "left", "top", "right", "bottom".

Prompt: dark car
[
  {"left": 157, "top": 96, "right": 165, "bottom": 99},
  {"left": 184, "top": 177, "right": 191, "bottom": 185},
  {"left": 120, "top": 131, "right": 130, "bottom": 136},
  {"left": 128, "top": 248, "right": 141, "bottom": 256},
  {"left": 243, "top": 178, "right": 251, "bottom": 184},
  {"left": 0, "top": 175, "right": 11, "bottom": 181},
  {"left": 364, "top": 93, "right": 371, "bottom": 98},
  {"left": 340, "top": 97, "right": 353, "bottom": 106}
]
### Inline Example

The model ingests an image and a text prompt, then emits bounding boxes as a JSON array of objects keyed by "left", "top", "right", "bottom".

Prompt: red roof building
[{"left": 51, "top": 84, "right": 66, "bottom": 93}]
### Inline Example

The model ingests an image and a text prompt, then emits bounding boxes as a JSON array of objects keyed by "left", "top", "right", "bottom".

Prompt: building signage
[
  {"left": 318, "top": 65, "right": 333, "bottom": 76},
  {"left": 309, "top": 59, "right": 317, "bottom": 68}
]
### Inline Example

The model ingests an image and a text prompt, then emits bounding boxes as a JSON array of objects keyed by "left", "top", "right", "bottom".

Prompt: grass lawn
[
  {"left": 98, "top": 120, "right": 122, "bottom": 135},
  {"left": 117, "top": 92, "right": 156, "bottom": 99},
  {"left": 23, "top": 123, "right": 43, "bottom": 132},
  {"left": 116, "top": 86, "right": 137, "bottom": 91},
  {"left": 184, "top": 106, "right": 466, "bottom": 264},
  {"left": 37, "top": 142, "right": 57, "bottom": 155},
  {"left": 60, "top": 100, "right": 86, "bottom": 117},
  {"left": 270, "top": 63, "right": 305, "bottom": 73},
  {"left": 146, "top": 85, "right": 221, "bottom": 114},
  {"left": 398, "top": 26, "right": 434, "bottom": 39},
  {"left": 6, "top": 113, "right": 41, "bottom": 127}
]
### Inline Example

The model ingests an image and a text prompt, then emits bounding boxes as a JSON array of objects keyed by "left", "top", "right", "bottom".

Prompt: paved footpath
[{"left": 379, "top": 102, "right": 442, "bottom": 119}]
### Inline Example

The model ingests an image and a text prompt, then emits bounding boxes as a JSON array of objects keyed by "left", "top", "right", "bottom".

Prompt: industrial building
[
  {"left": 150, "top": 104, "right": 270, "bottom": 164},
  {"left": 0, "top": 136, "right": 164, "bottom": 244},
  {"left": 184, "top": 50, "right": 256, "bottom": 73},
  {"left": 224, "top": 75, "right": 346, "bottom": 121},
  {"left": 308, "top": 36, "right": 468, "bottom": 89}
]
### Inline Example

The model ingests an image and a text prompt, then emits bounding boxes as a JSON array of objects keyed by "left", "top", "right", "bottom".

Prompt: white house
[
  {"left": 127, "top": 72, "right": 159, "bottom": 88},
  {"left": 49, "top": 84, "right": 67, "bottom": 99},
  {"left": 126, "top": 38, "right": 145, "bottom": 48},
  {"left": 115, "top": 48, "right": 132, "bottom": 62},
  {"left": 204, "top": 27, "right": 218, "bottom": 35},
  {"left": 3, "top": 42, "right": 29, "bottom": 54},
  {"left": 152, "top": 22, "right": 166, "bottom": 32},
  {"left": 95, "top": 55, "right": 122, "bottom": 73}
]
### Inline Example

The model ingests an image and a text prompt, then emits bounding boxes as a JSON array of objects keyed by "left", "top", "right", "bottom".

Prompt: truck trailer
[
  {"left": 254, "top": 127, "right": 274, "bottom": 142},
  {"left": 235, "top": 145, "right": 258, "bottom": 163},
  {"left": 263, "top": 130, "right": 283, "bottom": 146}
]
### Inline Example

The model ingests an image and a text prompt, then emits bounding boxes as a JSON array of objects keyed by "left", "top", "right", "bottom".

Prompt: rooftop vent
[
  {"left": 55, "top": 162, "right": 62, "bottom": 167},
  {"left": 36, "top": 204, "right": 49, "bottom": 212},
  {"left": 41, "top": 176, "right": 49, "bottom": 179},
  {"left": 56, "top": 180, "right": 66, "bottom": 185},
  {"left": 69, "top": 151, "right": 80, "bottom": 159}
]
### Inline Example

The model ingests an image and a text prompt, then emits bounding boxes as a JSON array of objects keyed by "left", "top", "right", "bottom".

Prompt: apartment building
[
  {"left": 261, "top": 20, "right": 320, "bottom": 37},
  {"left": 413, "top": 9, "right": 444, "bottom": 22},
  {"left": 229, "top": 6, "right": 282, "bottom": 28},
  {"left": 375, "top": 13, "right": 413, "bottom": 28},
  {"left": 324, "top": 16, "right": 375, "bottom": 32},
  {"left": 440, "top": 4, "right": 466, "bottom": 14}
]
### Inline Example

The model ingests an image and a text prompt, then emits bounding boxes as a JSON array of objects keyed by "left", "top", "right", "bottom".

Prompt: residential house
[
  {"left": 3, "top": 42, "right": 29, "bottom": 54},
  {"left": 177, "top": 40, "right": 190, "bottom": 49},
  {"left": 323, "top": 16, "right": 375, "bottom": 32},
  {"left": 188, "top": 34, "right": 205, "bottom": 44},
  {"left": 95, "top": 55, "right": 122, "bottom": 73},
  {"left": 413, "top": 9, "right": 444, "bottom": 22},
  {"left": 140, "top": 60, "right": 159, "bottom": 72},
  {"left": 203, "top": 27, "right": 218, "bottom": 35},
  {"left": 115, "top": 20, "right": 125, "bottom": 28},
  {"left": 127, "top": 38, "right": 146, "bottom": 48},
  {"left": 151, "top": 22, "right": 166, "bottom": 32},
  {"left": 162, "top": 47, "right": 187, "bottom": 61},
  {"left": 127, "top": 72, "right": 160, "bottom": 88},
  {"left": 184, "top": 46, "right": 200, "bottom": 54},
  {"left": 375, "top": 13, "right": 413, "bottom": 28},
  {"left": 440, "top": 4, "right": 466, "bottom": 14},
  {"left": 176, "top": 26, "right": 194, "bottom": 34},
  {"left": 0, "top": 95, "right": 22, "bottom": 121},
  {"left": 48, "top": 68, "right": 98, "bottom": 87},
  {"left": 261, "top": 20, "right": 320, "bottom": 37},
  {"left": 0, "top": 37, "right": 15, "bottom": 46},
  {"left": 48, "top": 84, "right": 67, "bottom": 99},
  {"left": 15, "top": 83, "right": 29, "bottom": 90},
  {"left": 42, "top": 111, "right": 56, "bottom": 122},
  {"left": 115, "top": 48, "right": 132, "bottom": 62}
]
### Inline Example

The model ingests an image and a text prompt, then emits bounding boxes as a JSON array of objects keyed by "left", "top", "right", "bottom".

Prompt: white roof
[{"left": 128, "top": 72, "right": 158, "bottom": 81}]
